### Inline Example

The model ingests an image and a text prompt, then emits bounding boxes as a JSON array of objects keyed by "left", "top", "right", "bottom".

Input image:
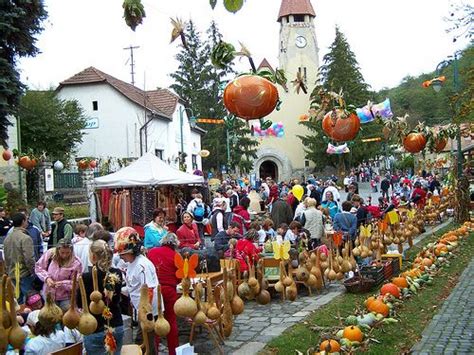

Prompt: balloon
[
  {"left": 292, "top": 184, "right": 304, "bottom": 201},
  {"left": 326, "top": 143, "right": 350, "bottom": 155},
  {"left": 277, "top": 131, "right": 284, "bottom": 137},
  {"left": 199, "top": 150, "right": 210, "bottom": 158},
  {"left": 277, "top": 122, "right": 283, "bottom": 128},
  {"left": 53, "top": 160, "right": 64, "bottom": 171},
  {"left": 356, "top": 98, "right": 393, "bottom": 123}
]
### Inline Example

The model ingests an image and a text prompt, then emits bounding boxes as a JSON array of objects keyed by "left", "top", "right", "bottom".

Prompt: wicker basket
[
  {"left": 344, "top": 276, "right": 376, "bottom": 294},
  {"left": 360, "top": 265, "right": 385, "bottom": 286}
]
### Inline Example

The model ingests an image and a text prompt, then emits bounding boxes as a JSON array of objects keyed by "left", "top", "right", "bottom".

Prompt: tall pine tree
[
  {"left": 169, "top": 21, "right": 258, "bottom": 175},
  {"left": 300, "top": 26, "right": 383, "bottom": 172}
]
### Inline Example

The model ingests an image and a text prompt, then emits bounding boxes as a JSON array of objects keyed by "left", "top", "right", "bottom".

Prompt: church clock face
[{"left": 295, "top": 36, "right": 307, "bottom": 48}]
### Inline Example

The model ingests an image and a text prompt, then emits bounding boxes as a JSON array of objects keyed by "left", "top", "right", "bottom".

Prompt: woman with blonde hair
[
  {"left": 35, "top": 238, "right": 82, "bottom": 311},
  {"left": 77, "top": 239, "right": 124, "bottom": 354}
]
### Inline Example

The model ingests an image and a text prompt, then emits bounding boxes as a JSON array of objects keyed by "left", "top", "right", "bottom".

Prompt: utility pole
[{"left": 123, "top": 45, "right": 140, "bottom": 86}]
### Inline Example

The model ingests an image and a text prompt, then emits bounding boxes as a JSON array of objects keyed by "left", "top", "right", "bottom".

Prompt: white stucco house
[{"left": 56, "top": 67, "right": 204, "bottom": 173}]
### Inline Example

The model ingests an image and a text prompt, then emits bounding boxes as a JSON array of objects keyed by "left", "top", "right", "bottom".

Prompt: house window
[
  {"left": 192, "top": 154, "right": 198, "bottom": 170},
  {"left": 294, "top": 14, "right": 305, "bottom": 22},
  {"left": 305, "top": 160, "right": 310, "bottom": 168},
  {"left": 155, "top": 149, "right": 164, "bottom": 160},
  {"left": 92, "top": 101, "right": 98, "bottom": 111}
]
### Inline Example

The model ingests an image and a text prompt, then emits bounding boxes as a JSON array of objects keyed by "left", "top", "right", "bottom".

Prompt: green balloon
[{"left": 224, "top": 0, "right": 244, "bottom": 13}]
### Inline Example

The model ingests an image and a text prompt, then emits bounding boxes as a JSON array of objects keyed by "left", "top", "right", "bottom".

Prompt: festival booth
[{"left": 93, "top": 153, "right": 204, "bottom": 232}]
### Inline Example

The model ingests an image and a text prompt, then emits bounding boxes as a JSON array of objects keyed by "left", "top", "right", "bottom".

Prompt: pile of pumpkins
[{"left": 313, "top": 222, "right": 473, "bottom": 354}]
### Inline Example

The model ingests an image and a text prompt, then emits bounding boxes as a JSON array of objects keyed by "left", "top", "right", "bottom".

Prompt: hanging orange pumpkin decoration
[
  {"left": 403, "top": 132, "right": 426, "bottom": 153},
  {"left": 77, "top": 160, "right": 89, "bottom": 170},
  {"left": 223, "top": 75, "right": 279, "bottom": 120},
  {"left": 433, "top": 138, "right": 447, "bottom": 152},
  {"left": 2, "top": 150, "right": 12, "bottom": 161},
  {"left": 322, "top": 109, "right": 360, "bottom": 142},
  {"left": 18, "top": 156, "right": 32, "bottom": 170}
]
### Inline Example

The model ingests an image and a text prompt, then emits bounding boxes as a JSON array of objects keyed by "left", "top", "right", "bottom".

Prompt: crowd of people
[{"left": 0, "top": 165, "right": 446, "bottom": 354}]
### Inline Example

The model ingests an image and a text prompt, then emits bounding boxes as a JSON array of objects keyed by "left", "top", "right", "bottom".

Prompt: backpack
[{"left": 193, "top": 203, "right": 205, "bottom": 221}]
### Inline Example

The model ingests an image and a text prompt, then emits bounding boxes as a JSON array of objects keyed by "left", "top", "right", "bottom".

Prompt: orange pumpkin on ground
[
  {"left": 392, "top": 277, "right": 408, "bottom": 289},
  {"left": 223, "top": 75, "right": 279, "bottom": 120},
  {"left": 322, "top": 109, "right": 360, "bottom": 142},
  {"left": 319, "top": 339, "right": 341, "bottom": 352},
  {"left": 403, "top": 132, "right": 427, "bottom": 153},
  {"left": 367, "top": 299, "right": 389, "bottom": 317},
  {"left": 381, "top": 283, "right": 401, "bottom": 298},
  {"left": 342, "top": 326, "right": 364, "bottom": 342},
  {"left": 434, "top": 244, "right": 448, "bottom": 256},
  {"left": 422, "top": 258, "right": 433, "bottom": 267}
]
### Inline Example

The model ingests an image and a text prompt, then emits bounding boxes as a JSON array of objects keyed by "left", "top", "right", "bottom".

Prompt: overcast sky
[{"left": 19, "top": 0, "right": 469, "bottom": 92}]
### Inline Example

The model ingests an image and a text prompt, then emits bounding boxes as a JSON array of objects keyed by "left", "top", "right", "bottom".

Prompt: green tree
[
  {"left": 170, "top": 20, "right": 258, "bottom": 175},
  {"left": 0, "top": 1, "right": 47, "bottom": 148},
  {"left": 300, "top": 27, "right": 382, "bottom": 172},
  {"left": 18, "top": 90, "right": 87, "bottom": 161}
]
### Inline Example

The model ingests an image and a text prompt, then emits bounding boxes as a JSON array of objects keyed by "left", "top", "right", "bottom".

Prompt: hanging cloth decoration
[
  {"left": 326, "top": 142, "right": 350, "bottom": 155},
  {"left": 356, "top": 98, "right": 393, "bottom": 123}
]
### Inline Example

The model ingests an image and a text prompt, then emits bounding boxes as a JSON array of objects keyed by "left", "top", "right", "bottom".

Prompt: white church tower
[{"left": 253, "top": 0, "right": 319, "bottom": 181}]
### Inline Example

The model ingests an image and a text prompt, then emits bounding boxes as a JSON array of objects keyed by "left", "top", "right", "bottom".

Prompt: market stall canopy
[{"left": 94, "top": 153, "right": 204, "bottom": 188}]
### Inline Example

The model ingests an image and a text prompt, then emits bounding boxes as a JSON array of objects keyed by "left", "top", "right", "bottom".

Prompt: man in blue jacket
[{"left": 333, "top": 201, "right": 358, "bottom": 243}]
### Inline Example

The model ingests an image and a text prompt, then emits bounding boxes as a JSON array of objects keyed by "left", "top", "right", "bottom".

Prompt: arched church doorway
[{"left": 259, "top": 160, "right": 278, "bottom": 180}]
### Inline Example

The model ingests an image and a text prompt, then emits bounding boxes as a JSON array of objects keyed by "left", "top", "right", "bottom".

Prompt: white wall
[
  {"left": 57, "top": 84, "right": 145, "bottom": 159},
  {"left": 57, "top": 85, "right": 202, "bottom": 173}
]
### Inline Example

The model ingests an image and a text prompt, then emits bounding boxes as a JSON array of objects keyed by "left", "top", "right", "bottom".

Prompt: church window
[
  {"left": 305, "top": 160, "right": 310, "bottom": 168},
  {"left": 293, "top": 14, "right": 305, "bottom": 22}
]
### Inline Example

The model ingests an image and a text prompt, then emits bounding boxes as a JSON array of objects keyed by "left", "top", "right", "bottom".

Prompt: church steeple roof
[{"left": 277, "top": 0, "right": 316, "bottom": 22}]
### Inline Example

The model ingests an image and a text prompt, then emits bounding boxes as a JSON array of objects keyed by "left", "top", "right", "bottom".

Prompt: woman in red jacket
[
  {"left": 235, "top": 229, "right": 262, "bottom": 272},
  {"left": 232, "top": 197, "right": 251, "bottom": 235},
  {"left": 176, "top": 212, "right": 201, "bottom": 250},
  {"left": 147, "top": 233, "right": 180, "bottom": 355}
]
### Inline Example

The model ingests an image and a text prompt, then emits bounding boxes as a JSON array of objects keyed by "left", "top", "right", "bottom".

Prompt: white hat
[{"left": 26, "top": 310, "right": 40, "bottom": 327}]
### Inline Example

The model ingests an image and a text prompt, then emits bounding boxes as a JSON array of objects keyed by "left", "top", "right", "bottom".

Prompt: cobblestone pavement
[
  {"left": 411, "top": 258, "right": 474, "bottom": 355},
  {"left": 175, "top": 283, "right": 345, "bottom": 354}
]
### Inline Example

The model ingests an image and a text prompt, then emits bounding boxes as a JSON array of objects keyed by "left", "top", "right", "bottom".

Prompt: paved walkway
[{"left": 411, "top": 258, "right": 474, "bottom": 354}]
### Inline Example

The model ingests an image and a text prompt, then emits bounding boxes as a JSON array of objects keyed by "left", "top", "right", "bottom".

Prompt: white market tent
[{"left": 94, "top": 152, "right": 204, "bottom": 189}]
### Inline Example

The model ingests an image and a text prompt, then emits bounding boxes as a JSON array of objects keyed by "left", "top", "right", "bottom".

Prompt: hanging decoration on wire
[
  {"left": 252, "top": 121, "right": 285, "bottom": 138},
  {"left": 326, "top": 143, "right": 350, "bottom": 155},
  {"left": 356, "top": 98, "right": 393, "bottom": 123}
]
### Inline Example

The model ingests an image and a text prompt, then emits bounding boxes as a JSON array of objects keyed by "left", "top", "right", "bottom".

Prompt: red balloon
[
  {"left": 322, "top": 109, "right": 360, "bottom": 142},
  {"left": 223, "top": 75, "right": 279, "bottom": 120},
  {"left": 89, "top": 160, "right": 97, "bottom": 169}
]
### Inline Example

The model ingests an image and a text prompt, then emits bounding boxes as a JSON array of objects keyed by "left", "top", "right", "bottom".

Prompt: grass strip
[{"left": 263, "top": 223, "right": 474, "bottom": 354}]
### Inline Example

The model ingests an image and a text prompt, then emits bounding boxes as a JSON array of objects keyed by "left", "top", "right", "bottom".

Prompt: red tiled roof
[
  {"left": 58, "top": 67, "right": 175, "bottom": 119},
  {"left": 146, "top": 89, "right": 179, "bottom": 117},
  {"left": 257, "top": 58, "right": 274, "bottom": 73},
  {"left": 277, "top": 0, "right": 316, "bottom": 21}
]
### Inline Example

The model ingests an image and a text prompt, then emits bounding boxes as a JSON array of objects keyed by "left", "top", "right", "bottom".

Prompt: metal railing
[{"left": 54, "top": 172, "right": 100, "bottom": 189}]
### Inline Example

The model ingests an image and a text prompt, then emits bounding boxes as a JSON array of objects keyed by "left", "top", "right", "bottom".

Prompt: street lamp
[
  {"left": 178, "top": 106, "right": 196, "bottom": 171},
  {"left": 423, "top": 52, "right": 463, "bottom": 178}
]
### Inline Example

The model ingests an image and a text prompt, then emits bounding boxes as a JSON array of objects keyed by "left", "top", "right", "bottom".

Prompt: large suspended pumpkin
[
  {"left": 322, "top": 109, "right": 360, "bottom": 142},
  {"left": 433, "top": 138, "right": 447, "bottom": 152},
  {"left": 223, "top": 75, "right": 279, "bottom": 120},
  {"left": 403, "top": 133, "right": 426, "bottom": 153}
]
